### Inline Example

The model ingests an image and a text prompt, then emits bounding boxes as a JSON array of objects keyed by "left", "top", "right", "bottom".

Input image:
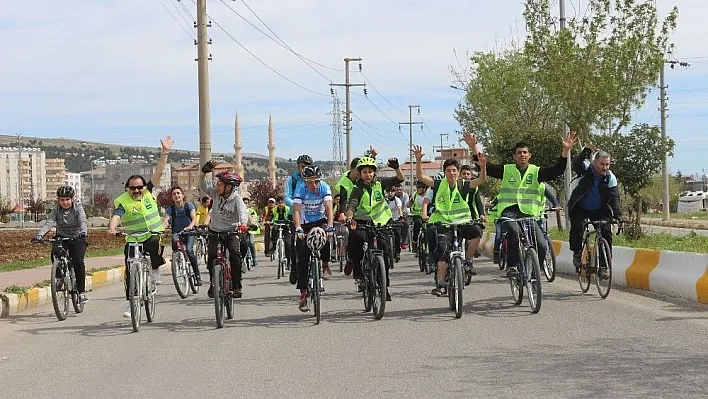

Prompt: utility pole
[
  {"left": 660, "top": 59, "right": 690, "bottom": 220},
  {"left": 438, "top": 133, "right": 449, "bottom": 155},
  {"left": 399, "top": 105, "right": 422, "bottom": 193},
  {"left": 559, "top": 0, "right": 570, "bottom": 229},
  {"left": 330, "top": 58, "right": 364, "bottom": 168},
  {"left": 195, "top": 0, "right": 212, "bottom": 168}
]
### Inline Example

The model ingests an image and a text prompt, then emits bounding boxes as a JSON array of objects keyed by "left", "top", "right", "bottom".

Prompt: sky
[{"left": 1, "top": 0, "right": 707, "bottom": 175}]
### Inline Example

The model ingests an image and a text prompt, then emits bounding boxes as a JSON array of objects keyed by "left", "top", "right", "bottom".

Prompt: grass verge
[{"left": 0, "top": 248, "right": 123, "bottom": 273}]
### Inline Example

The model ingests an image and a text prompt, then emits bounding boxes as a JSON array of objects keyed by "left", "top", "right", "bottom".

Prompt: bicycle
[
  {"left": 194, "top": 225, "right": 209, "bottom": 266},
  {"left": 121, "top": 231, "right": 162, "bottom": 332},
  {"left": 539, "top": 208, "right": 559, "bottom": 283},
  {"left": 272, "top": 221, "right": 290, "bottom": 279},
  {"left": 432, "top": 222, "right": 473, "bottom": 319},
  {"left": 416, "top": 220, "right": 428, "bottom": 273},
  {"left": 578, "top": 219, "right": 621, "bottom": 299},
  {"left": 36, "top": 237, "right": 84, "bottom": 321},
  {"left": 359, "top": 223, "right": 393, "bottom": 320},
  {"left": 328, "top": 222, "right": 347, "bottom": 272},
  {"left": 209, "top": 231, "right": 237, "bottom": 328},
  {"left": 171, "top": 230, "right": 200, "bottom": 299},
  {"left": 498, "top": 217, "right": 543, "bottom": 314},
  {"left": 304, "top": 233, "right": 325, "bottom": 325}
]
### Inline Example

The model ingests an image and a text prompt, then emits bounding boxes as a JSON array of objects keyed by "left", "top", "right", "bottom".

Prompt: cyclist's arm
[
  {"left": 486, "top": 163, "right": 504, "bottom": 180},
  {"left": 187, "top": 205, "right": 197, "bottom": 230},
  {"left": 538, "top": 156, "right": 569, "bottom": 182},
  {"left": 325, "top": 197, "right": 334, "bottom": 227},
  {"left": 292, "top": 202, "right": 303, "bottom": 231},
  {"left": 345, "top": 186, "right": 364, "bottom": 219},
  {"left": 421, "top": 196, "right": 430, "bottom": 220},
  {"left": 77, "top": 204, "right": 88, "bottom": 236},
  {"left": 416, "top": 160, "right": 434, "bottom": 188},
  {"left": 151, "top": 144, "right": 171, "bottom": 186},
  {"left": 572, "top": 147, "right": 592, "bottom": 175},
  {"left": 283, "top": 176, "right": 295, "bottom": 208},
  {"left": 544, "top": 185, "right": 560, "bottom": 208},
  {"left": 474, "top": 190, "right": 486, "bottom": 216},
  {"left": 36, "top": 207, "right": 57, "bottom": 237},
  {"left": 199, "top": 176, "right": 216, "bottom": 198}
]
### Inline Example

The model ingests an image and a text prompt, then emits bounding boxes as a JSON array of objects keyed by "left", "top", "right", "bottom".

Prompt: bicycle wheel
[
  {"left": 129, "top": 262, "right": 142, "bottom": 332},
  {"left": 70, "top": 267, "right": 84, "bottom": 314},
  {"left": 543, "top": 239, "right": 556, "bottom": 283},
  {"left": 200, "top": 239, "right": 208, "bottom": 265},
  {"left": 453, "top": 257, "right": 464, "bottom": 319},
  {"left": 50, "top": 260, "right": 69, "bottom": 321},
  {"left": 145, "top": 265, "right": 156, "bottom": 323},
  {"left": 195, "top": 239, "right": 204, "bottom": 266},
  {"left": 277, "top": 240, "right": 284, "bottom": 279},
  {"left": 372, "top": 254, "right": 387, "bottom": 320},
  {"left": 525, "top": 248, "right": 542, "bottom": 314},
  {"left": 338, "top": 238, "right": 345, "bottom": 272},
  {"left": 595, "top": 238, "right": 613, "bottom": 299},
  {"left": 171, "top": 251, "right": 189, "bottom": 299},
  {"left": 498, "top": 243, "right": 506, "bottom": 270},
  {"left": 311, "top": 260, "right": 321, "bottom": 325},
  {"left": 362, "top": 258, "right": 373, "bottom": 313},
  {"left": 418, "top": 233, "right": 426, "bottom": 272},
  {"left": 225, "top": 269, "right": 234, "bottom": 320},
  {"left": 212, "top": 262, "right": 225, "bottom": 328},
  {"left": 578, "top": 245, "right": 591, "bottom": 293}
]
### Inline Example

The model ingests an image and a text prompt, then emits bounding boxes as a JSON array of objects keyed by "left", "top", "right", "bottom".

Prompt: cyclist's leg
[
  {"left": 593, "top": 209, "right": 614, "bottom": 251},
  {"left": 171, "top": 233, "right": 179, "bottom": 251},
  {"left": 432, "top": 228, "right": 452, "bottom": 294},
  {"left": 247, "top": 234, "right": 258, "bottom": 266},
  {"left": 493, "top": 219, "right": 503, "bottom": 261},
  {"left": 400, "top": 219, "right": 409, "bottom": 246},
  {"left": 569, "top": 207, "right": 587, "bottom": 269},
  {"left": 206, "top": 236, "right": 217, "bottom": 287},
  {"left": 123, "top": 243, "right": 131, "bottom": 300},
  {"left": 143, "top": 235, "right": 166, "bottom": 270},
  {"left": 500, "top": 210, "right": 522, "bottom": 271},
  {"left": 183, "top": 234, "right": 201, "bottom": 278},
  {"left": 412, "top": 216, "right": 422, "bottom": 245},
  {"left": 462, "top": 224, "right": 482, "bottom": 273},
  {"left": 348, "top": 228, "right": 366, "bottom": 280},
  {"left": 532, "top": 221, "right": 548, "bottom": 268},
  {"left": 226, "top": 235, "right": 244, "bottom": 292},
  {"left": 376, "top": 230, "right": 392, "bottom": 288},
  {"left": 263, "top": 224, "right": 271, "bottom": 255},
  {"left": 393, "top": 224, "right": 402, "bottom": 254},
  {"left": 426, "top": 225, "right": 437, "bottom": 265},
  {"left": 67, "top": 238, "right": 88, "bottom": 294},
  {"left": 295, "top": 234, "right": 310, "bottom": 291}
]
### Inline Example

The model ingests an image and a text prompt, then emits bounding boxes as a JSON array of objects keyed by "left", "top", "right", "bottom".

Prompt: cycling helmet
[
  {"left": 302, "top": 165, "right": 322, "bottom": 180},
  {"left": 434, "top": 171, "right": 445, "bottom": 180},
  {"left": 415, "top": 180, "right": 428, "bottom": 188},
  {"left": 296, "top": 154, "right": 313, "bottom": 165},
  {"left": 215, "top": 171, "right": 242, "bottom": 187},
  {"left": 356, "top": 156, "right": 377, "bottom": 171},
  {"left": 306, "top": 227, "right": 327, "bottom": 252},
  {"left": 56, "top": 185, "right": 75, "bottom": 198}
]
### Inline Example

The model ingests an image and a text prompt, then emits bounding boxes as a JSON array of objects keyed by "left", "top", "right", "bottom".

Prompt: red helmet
[{"left": 216, "top": 171, "right": 242, "bottom": 187}]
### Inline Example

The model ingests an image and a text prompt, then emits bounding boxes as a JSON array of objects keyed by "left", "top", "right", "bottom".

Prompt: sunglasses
[
  {"left": 128, "top": 186, "right": 144, "bottom": 191},
  {"left": 306, "top": 179, "right": 320, "bottom": 184}
]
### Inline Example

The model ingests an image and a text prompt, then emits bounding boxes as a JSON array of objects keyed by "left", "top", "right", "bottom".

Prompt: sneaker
[
  {"left": 151, "top": 268, "right": 162, "bottom": 285},
  {"left": 289, "top": 267, "right": 297, "bottom": 285},
  {"left": 492, "top": 251, "right": 500, "bottom": 265},
  {"left": 431, "top": 286, "right": 446, "bottom": 296},
  {"left": 322, "top": 264, "right": 332, "bottom": 280},
  {"left": 464, "top": 259, "right": 477, "bottom": 276},
  {"left": 122, "top": 303, "right": 131, "bottom": 318},
  {"left": 298, "top": 292, "right": 309, "bottom": 312},
  {"left": 195, "top": 276, "right": 203, "bottom": 286},
  {"left": 505, "top": 267, "right": 518, "bottom": 278},
  {"left": 573, "top": 252, "right": 582, "bottom": 274},
  {"left": 78, "top": 293, "right": 88, "bottom": 304},
  {"left": 386, "top": 290, "right": 392, "bottom": 301},
  {"left": 598, "top": 267, "right": 610, "bottom": 280},
  {"left": 207, "top": 285, "right": 214, "bottom": 298},
  {"left": 252, "top": 262, "right": 259, "bottom": 269},
  {"left": 355, "top": 279, "right": 364, "bottom": 292},
  {"left": 344, "top": 261, "right": 353, "bottom": 276}
]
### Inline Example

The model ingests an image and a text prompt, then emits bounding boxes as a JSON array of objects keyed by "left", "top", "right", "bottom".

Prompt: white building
[
  {"left": 0, "top": 147, "right": 47, "bottom": 206},
  {"left": 65, "top": 172, "right": 83, "bottom": 203}
]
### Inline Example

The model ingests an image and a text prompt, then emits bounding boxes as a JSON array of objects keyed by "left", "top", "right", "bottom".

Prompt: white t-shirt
[{"left": 386, "top": 196, "right": 403, "bottom": 221}]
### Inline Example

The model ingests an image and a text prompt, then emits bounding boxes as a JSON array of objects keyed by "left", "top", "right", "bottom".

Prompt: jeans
[
  {"left": 171, "top": 233, "right": 200, "bottom": 278},
  {"left": 245, "top": 233, "right": 258, "bottom": 265}
]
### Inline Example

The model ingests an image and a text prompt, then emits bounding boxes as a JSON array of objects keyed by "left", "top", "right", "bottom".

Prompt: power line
[
  {"left": 215, "top": 0, "right": 334, "bottom": 82},
  {"left": 236, "top": 0, "right": 344, "bottom": 73},
  {"left": 156, "top": 0, "right": 196, "bottom": 39},
  {"left": 359, "top": 71, "right": 407, "bottom": 113},
  {"left": 202, "top": 8, "right": 329, "bottom": 97},
  {"left": 169, "top": 0, "right": 193, "bottom": 30},
  {"left": 416, "top": 110, "right": 439, "bottom": 147},
  {"left": 175, "top": 0, "right": 195, "bottom": 19}
]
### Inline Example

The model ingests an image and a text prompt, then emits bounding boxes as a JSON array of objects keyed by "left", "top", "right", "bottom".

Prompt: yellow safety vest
[
  {"left": 114, "top": 191, "right": 164, "bottom": 243},
  {"left": 354, "top": 181, "right": 392, "bottom": 226},
  {"left": 410, "top": 192, "right": 423, "bottom": 216},
  {"left": 271, "top": 205, "right": 290, "bottom": 222},
  {"left": 429, "top": 181, "right": 472, "bottom": 224},
  {"left": 334, "top": 173, "right": 355, "bottom": 197},
  {"left": 247, "top": 208, "right": 260, "bottom": 234},
  {"left": 492, "top": 164, "right": 544, "bottom": 218}
]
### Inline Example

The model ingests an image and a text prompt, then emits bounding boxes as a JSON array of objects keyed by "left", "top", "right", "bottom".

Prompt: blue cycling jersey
[
  {"left": 283, "top": 171, "right": 305, "bottom": 209},
  {"left": 293, "top": 181, "right": 332, "bottom": 224}
]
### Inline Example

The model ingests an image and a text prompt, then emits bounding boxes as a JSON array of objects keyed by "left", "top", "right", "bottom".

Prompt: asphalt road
[{"left": 1, "top": 252, "right": 707, "bottom": 399}]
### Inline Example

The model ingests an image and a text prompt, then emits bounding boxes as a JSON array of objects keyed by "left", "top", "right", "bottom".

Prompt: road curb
[
  {"left": 0, "top": 265, "right": 125, "bottom": 318},
  {"left": 479, "top": 232, "right": 708, "bottom": 304},
  {"left": 641, "top": 218, "right": 708, "bottom": 230}
]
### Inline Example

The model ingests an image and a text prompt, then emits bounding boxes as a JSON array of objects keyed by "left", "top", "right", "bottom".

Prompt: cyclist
[
  {"left": 199, "top": 161, "right": 249, "bottom": 299},
  {"left": 270, "top": 196, "right": 293, "bottom": 270},
  {"left": 394, "top": 184, "right": 410, "bottom": 250},
  {"left": 335, "top": 157, "right": 361, "bottom": 276},
  {"left": 164, "top": 186, "right": 202, "bottom": 286},
  {"left": 458, "top": 164, "right": 486, "bottom": 276},
  {"left": 407, "top": 180, "right": 428, "bottom": 253},
  {"left": 333, "top": 193, "right": 341, "bottom": 216},
  {"left": 293, "top": 165, "right": 335, "bottom": 311},
  {"left": 108, "top": 136, "right": 172, "bottom": 317},
  {"left": 344, "top": 156, "right": 405, "bottom": 301},
  {"left": 568, "top": 144, "right": 622, "bottom": 275},
  {"left": 195, "top": 196, "right": 212, "bottom": 226},
  {"left": 261, "top": 198, "right": 276, "bottom": 256},
  {"left": 385, "top": 186, "right": 404, "bottom": 262},
  {"left": 242, "top": 197, "right": 260, "bottom": 269},
  {"left": 421, "top": 171, "right": 445, "bottom": 269},
  {"left": 464, "top": 131, "right": 577, "bottom": 278},
  {"left": 413, "top": 144, "right": 487, "bottom": 296},
  {"left": 32, "top": 185, "right": 89, "bottom": 304},
  {"left": 284, "top": 154, "right": 312, "bottom": 283}
]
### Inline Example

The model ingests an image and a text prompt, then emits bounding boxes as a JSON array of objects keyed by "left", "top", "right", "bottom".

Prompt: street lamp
[{"left": 449, "top": 85, "right": 465, "bottom": 91}]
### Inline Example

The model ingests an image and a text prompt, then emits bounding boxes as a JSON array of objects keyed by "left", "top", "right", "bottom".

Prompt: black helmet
[
  {"left": 56, "top": 185, "right": 75, "bottom": 198},
  {"left": 415, "top": 180, "right": 428, "bottom": 188},
  {"left": 302, "top": 165, "right": 322, "bottom": 180},
  {"left": 296, "top": 154, "right": 313, "bottom": 165}
]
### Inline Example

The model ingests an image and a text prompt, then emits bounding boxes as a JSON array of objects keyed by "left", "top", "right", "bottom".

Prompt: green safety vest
[
  {"left": 492, "top": 164, "right": 544, "bottom": 219},
  {"left": 247, "top": 208, "right": 260, "bottom": 234},
  {"left": 410, "top": 192, "right": 423, "bottom": 216},
  {"left": 114, "top": 191, "right": 164, "bottom": 243},
  {"left": 271, "top": 205, "right": 290, "bottom": 222},
  {"left": 429, "top": 180, "right": 472, "bottom": 224},
  {"left": 354, "top": 181, "right": 392, "bottom": 226},
  {"left": 334, "top": 173, "right": 355, "bottom": 197}
]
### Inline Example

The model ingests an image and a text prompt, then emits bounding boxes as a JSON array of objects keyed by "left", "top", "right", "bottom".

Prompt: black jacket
[{"left": 567, "top": 148, "right": 622, "bottom": 218}]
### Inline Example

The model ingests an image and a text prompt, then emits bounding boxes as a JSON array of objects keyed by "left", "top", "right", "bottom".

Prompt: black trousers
[
  {"left": 55, "top": 238, "right": 87, "bottom": 293},
  {"left": 348, "top": 223, "right": 392, "bottom": 287},
  {"left": 569, "top": 207, "right": 613, "bottom": 252},
  {"left": 270, "top": 223, "right": 294, "bottom": 265},
  {"left": 296, "top": 220, "right": 331, "bottom": 290},
  {"left": 433, "top": 223, "right": 482, "bottom": 263},
  {"left": 500, "top": 208, "right": 548, "bottom": 269},
  {"left": 207, "top": 233, "right": 248, "bottom": 290},
  {"left": 123, "top": 235, "right": 165, "bottom": 300}
]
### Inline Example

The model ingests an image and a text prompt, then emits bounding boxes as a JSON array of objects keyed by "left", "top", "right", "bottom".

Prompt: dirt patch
[{"left": 0, "top": 230, "right": 125, "bottom": 265}]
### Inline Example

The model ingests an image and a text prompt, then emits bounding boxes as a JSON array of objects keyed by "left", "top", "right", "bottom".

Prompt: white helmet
[{"left": 306, "top": 227, "right": 327, "bottom": 252}]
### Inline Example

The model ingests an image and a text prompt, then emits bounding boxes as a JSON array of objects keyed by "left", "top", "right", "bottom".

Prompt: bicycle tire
[
  {"left": 70, "top": 268, "right": 84, "bottom": 314},
  {"left": 372, "top": 254, "right": 386, "bottom": 320},
  {"left": 195, "top": 240, "right": 204, "bottom": 265},
  {"left": 213, "top": 262, "right": 225, "bottom": 328},
  {"left": 525, "top": 248, "right": 542, "bottom": 314},
  {"left": 50, "top": 259, "right": 69, "bottom": 321},
  {"left": 188, "top": 266, "right": 199, "bottom": 294},
  {"left": 277, "top": 240, "right": 285, "bottom": 279},
  {"left": 201, "top": 239, "right": 208, "bottom": 265},
  {"left": 453, "top": 257, "right": 464, "bottom": 319},
  {"left": 171, "top": 251, "right": 189, "bottom": 299},
  {"left": 595, "top": 238, "right": 613, "bottom": 299},
  {"left": 312, "top": 259, "right": 321, "bottom": 325},
  {"left": 418, "top": 233, "right": 426, "bottom": 272},
  {"left": 145, "top": 264, "right": 156, "bottom": 323},
  {"left": 362, "top": 258, "right": 372, "bottom": 313},
  {"left": 578, "top": 243, "right": 592, "bottom": 293},
  {"left": 129, "top": 262, "right": 142, "bottom": 332},
  {"left": 338, "top": 238, "right": 345, "bottom": 272},
  {"left": 225, "top": 269, "right": 234, "bottom": 320},
  {"left": 499, "top": 243, "right": 506, "bottom": 270},
  {"left": 543, "top": 239, "right": 557, "bottom": 283}
]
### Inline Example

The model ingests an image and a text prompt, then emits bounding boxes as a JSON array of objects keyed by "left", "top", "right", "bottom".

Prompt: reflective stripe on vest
[
  {"left": 354, "top": 181, "right": 392, "bottom": 225},
  {"left": 114, "top": 191, "right": 164, "bottom": 243},
  {"left": 334, "top": 173, "right": 355, "bottom": 196},
  {"left": 493, "top": 164, "right": 544, "bottom": 218},
  {"left": 429, "top": 181, "right": 472, "bottom": 224}
]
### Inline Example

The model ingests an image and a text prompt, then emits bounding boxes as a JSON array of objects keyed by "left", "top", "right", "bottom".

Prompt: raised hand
[
  {"left": 160, "top": 136, "right": 174, "bottom": 153},
  {"left": 462, "top": 131, "right": 477, "bottom": 148},
  {"left": 412, "top": 145, "right": 424, "bottom": 160},
  {"left": 475, "top": 152, "right": 487, "bottom": 166},
  {"left": 562, "top": 131, "right": 578, "bottom": 151}
]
